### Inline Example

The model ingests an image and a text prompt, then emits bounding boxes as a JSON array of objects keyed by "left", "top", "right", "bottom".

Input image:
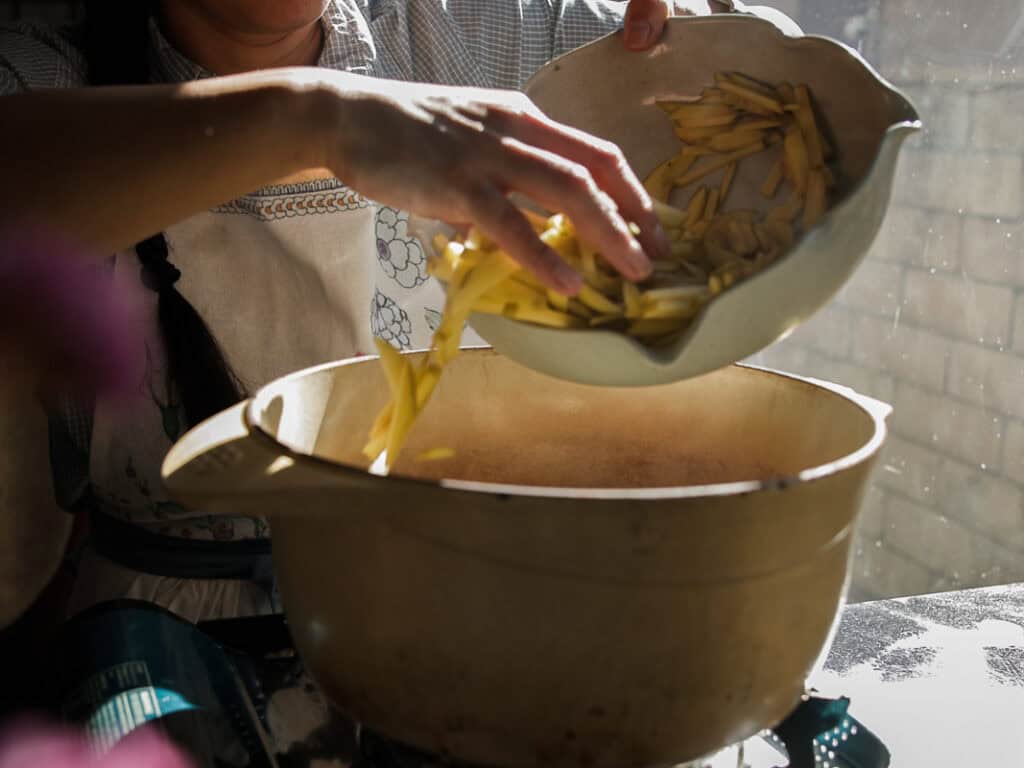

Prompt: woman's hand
[
  {"left": 318, "top": 77, "right": 668, "bottom": 294},
  {"left": 623, "top": 0, "right": 675, "bottom": 49},
  {"left": 623, "top": 1, "right": 736, "bottom": 50}
]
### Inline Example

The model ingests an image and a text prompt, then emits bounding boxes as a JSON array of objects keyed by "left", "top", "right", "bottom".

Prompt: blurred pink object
[
  {"left": 0, "top": 230, "right": 141, "bottom": 398},
  {"left": 0, "top": 720, "right": 193, "bottom": 768}
]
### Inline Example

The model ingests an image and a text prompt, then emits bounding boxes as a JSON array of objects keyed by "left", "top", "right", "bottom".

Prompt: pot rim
[{"left": 244, "top": 350, "right": 890, "bottom": 501}]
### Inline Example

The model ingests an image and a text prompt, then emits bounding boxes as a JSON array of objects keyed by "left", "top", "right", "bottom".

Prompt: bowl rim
[
  {"left": 459, "top": 14, "right": 922, "bottom": 370},
  {"left": 244, "top": 349, "right": 890, "bottom": 501}
]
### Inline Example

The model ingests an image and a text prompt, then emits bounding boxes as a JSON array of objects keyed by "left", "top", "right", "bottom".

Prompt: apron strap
[
  {"left": 88, "top": 503, "right": 273, "bottom": 583},
  {"left": 47, "top": 394, "right": 94, "bottom": 514}
]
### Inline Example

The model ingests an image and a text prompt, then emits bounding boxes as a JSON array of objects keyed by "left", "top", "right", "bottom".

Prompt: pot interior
[{"left": 250, "top": 350, "right": 880, "bottom": 491}]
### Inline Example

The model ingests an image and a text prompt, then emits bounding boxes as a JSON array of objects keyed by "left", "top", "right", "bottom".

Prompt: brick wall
[{"left": 753, "top": 0, "right": 1024, "bottom": 601}]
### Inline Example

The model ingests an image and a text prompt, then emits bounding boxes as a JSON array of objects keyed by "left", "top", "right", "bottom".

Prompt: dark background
[{"left": 1, "top": 0, "right": 81, "bottom": 23}]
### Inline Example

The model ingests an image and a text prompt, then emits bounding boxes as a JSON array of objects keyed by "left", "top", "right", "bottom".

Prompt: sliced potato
[
  {"left": 704, "top": 187, "right": 721, "bottom": 223},
  {"left": 416, "top": 447, "right": 456, "bottom": 462},
  {"left": 761, "top": 157, "right": 785, "bottom": 199},
  {"left": 674, "top": 142, "right": 766, "bottom": 189},
  {"left": 795, "top": 84, "right": 825, "bottom": 169},
  {"left": 717, "top": 80, "right": 784, "bottom": 114},
  {"left": 803, "top": 169, "right": 828, "bottom": 230},
  {"left": 643, "top": 149, "right": 698, "bottom": 202},
  {"left": 783, "top": 127, "right": 810, "bottom": 194},
  {"left": 686, "top": 185, "right": 708, "bottom": 229},
  {"left": 720, "top": 161, "right": 738, "bottom": 204}
]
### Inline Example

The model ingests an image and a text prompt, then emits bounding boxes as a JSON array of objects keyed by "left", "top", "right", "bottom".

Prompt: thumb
[{"left": 623, "top": 0, "right": 673, "bottom": 51}]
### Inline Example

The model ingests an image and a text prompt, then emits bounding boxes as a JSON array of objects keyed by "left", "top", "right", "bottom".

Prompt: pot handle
[
  {"left": 161, "top": 400, "right": 273, "bottom": 510},
  {"left": 162, "top": 400, "right": 330, "bottom": 515}
]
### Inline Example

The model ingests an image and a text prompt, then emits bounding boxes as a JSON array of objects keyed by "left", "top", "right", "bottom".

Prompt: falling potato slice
[
  {"left": 384, "top": 361, "right": 417, "bottom": 468},
  {"left": 416, "top": 447, "right": 457, "bottom": 462},
  {"left": 415, "top": 365, "right": 442, "bottom": 409},
  {"left": 374, "top": 337, "right": 405, "bottom": 400}
]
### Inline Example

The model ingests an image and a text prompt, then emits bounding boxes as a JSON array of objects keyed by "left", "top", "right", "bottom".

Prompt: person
[
  {"left": 0, "top": 0, "right": 748, "bottom": 625},
  {"left": 0, "top": 3, "right": 804, "bottom": 763}
]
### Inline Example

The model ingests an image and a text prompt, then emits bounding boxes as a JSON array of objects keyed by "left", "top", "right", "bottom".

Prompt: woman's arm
[
  {"left": 1, "top": 69, "right": 666, "bottom": 292},
  {"left": 0, "top": 71, "right": 323, "bottom": 256}
]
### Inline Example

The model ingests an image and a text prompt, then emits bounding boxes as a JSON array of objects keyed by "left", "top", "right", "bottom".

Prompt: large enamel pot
[{"left": 163, "top": 350, "right": 889, "bottom": 767}]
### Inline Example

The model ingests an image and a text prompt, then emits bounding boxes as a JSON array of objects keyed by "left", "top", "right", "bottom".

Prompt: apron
[{"left": 59, "top": 190, "right": 467, "bottom": 621}]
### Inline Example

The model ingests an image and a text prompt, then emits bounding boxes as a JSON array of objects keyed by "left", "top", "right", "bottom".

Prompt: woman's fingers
[
  {"left": 465, "top": 181, "right": 583, "bottom": 295},
  {"left": 475, "top": 106, "right": 669, "bottom": 264},
  {"left": 623, "top": 0, "right": 674, "bottom": 50},
  {"left": 490, "top": 139, "right": 652, "bottom": 282}
]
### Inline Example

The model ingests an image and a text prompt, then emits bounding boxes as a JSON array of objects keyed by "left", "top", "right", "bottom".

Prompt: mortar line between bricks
[
  {"left": 787, "top": 308, "right": 1021, "bottom": 359},
  {"left": 871, "top": 534, "right": 1009, "bottom": 593},
  {"left": 880, "top": 426, "right": 1010, "bottom": 473},
  {"left": 780, "top": 342, "right": 952, "bottom": 401},
  {"left": 905, "top": 145, "right": 1024, "bottom": 159},
  {"left": 1000, "top": 419, "right": 1020, "bottom": 484},
  {"left": 886, "top": 415, "right": 1009, "bottom": 473},
  {"left": 966, "top": 87, "right": 979, "bottom": 150},
  {"left": 860, "top": 536, "right": 945, "bottom": 586},
  {"left": 887, "top": 77, "right": 1024, "bottom": 90},
  {"left": 891, "top": 366, "right": 1017, "bottom": 421},
  {"left": 1008, "top": 286, "right": 1020, "bottom": 351},
  {"left": 880, "top": 428, "right": 1007, "bottom": 475},
  {"left": 875, "top": 484, "right": 1024, "bottom": 561},
  {"left": 900, "top": 145, "right": 1024, "bottom": 160},
  {"left": 902, "top": 263, "right": 1023, "bottom": 293},
  {"left": 882, "top": 200, "right": 1024, "bottom": 220}
]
